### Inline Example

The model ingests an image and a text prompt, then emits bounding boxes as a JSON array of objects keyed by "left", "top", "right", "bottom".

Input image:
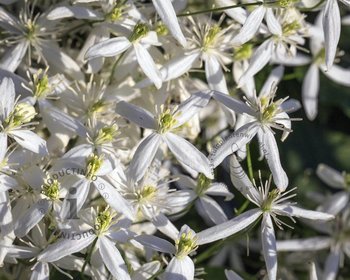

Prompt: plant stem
[
  {"left": 246, "top": 144, "right": 254, "bottom": 181},
  {"left": 177, "top": 2, "right": 263, "bottom": 17},
  {"left": 108, "top": 52, "right": 126, "bottom": 85}
]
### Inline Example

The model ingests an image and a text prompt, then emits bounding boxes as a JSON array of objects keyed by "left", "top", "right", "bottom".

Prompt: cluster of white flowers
[{"left": 0, "top": 0, "right": 349, "bottom": 279}]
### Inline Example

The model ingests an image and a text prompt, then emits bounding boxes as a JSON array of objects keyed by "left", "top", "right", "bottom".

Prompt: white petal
[
  {"left": 98, "top": 236, "right": 131, "bottom": 280},
  {"left": 14, "top": 199, "right": 50, "bottom": 237},
  {"left": 259, "top": 128, "right": 288, "bottom": 191},
  {"left": 205, "top": 55, "right": 229, "bottom": 94},
  {"left": 229, "top": 155, "right": 260, "bottom": 202},
  {"left": 323, "top": 64, "right": 350, "bottom": 87},
  {"left": 151, "top": 213, "right": 179, "bottom": 241},
  {"left": 273, "top": 205, "right": 335, "bottom": 221},
  {"left": 259, "top": 66, "right": 284, "bottom": 97},
  {"left": 128, "top": 133, "right": 162, "bottom": 183},
  {"left": 205, "top": 183, "right": 234, "bottom": 201},
  {"left": 94, "top": 177, "right": 135, "bottom": 220},
  {"left": 37, "top": 234, "right": 96, "bottom": 262},
  {"left": 0, "top": 69, "right": 30, "bottom": 96},
  {"left": 0, "top": 174, "right": 17, "bottom": 192},
  {"left": 238, "top": 40, "right": 274, "bottom": 87},
  {"left": 209, "top": 122, "right": 259, "bottom": 168},
  {"left": 30, "top": 262, "right": 49, "bottom": 280},
  {"left": 265, "top": 9, "right": 282, "bottom": 36},
  {"left": 196, "top": 208, "right": 262, "bottom": 245},
  {"left": 174, "top": 91, "right": 212, "bottom": 128},
  {"left": 302, "top": 63, "right": 319, "bottom": 121},
  {"left": 317, "top": 192, "right": 349, "bottom": 215},
  {"left": 47, "top": 6, "right": 103, "bottom": 20},
  {"left": 85, "top": 37, "right": 131, "bottom": 59},
  {"left": 261, "top": 213, "right": 277, "bottom": 280},
  {"left": 164, "top": 133, "right": 213, "bottom": 179},
  {"left": 323, "top": 247, "right": 341, "bottom": 280},
  {"left": 39, "top": 41, "right": 84, "bottom": 81},
  {"left": 152, "top": 0, "right": 187, "bottom": 47},
  {"left": 323, "top": 0, "right": 341, "bottom": 70},
  {"left": 116, "top": 101, "right": 156, "bottom": 129},
  {"left": 0, "top": 77, "right": 15, "bottom": 122},
  {"left": 309, "top": 262, "right": 319, "bottom": 280},
  {"left": 276, "top": 237, "right": 332, "bottom": 252},
  {"left": 134, "top": 235, "right": 175, "bottom": 254},
  {"left": 274, "top": 111, "right": 292, "bottom": 142},
  {"left": 0, "top": 40, "right": 28, "bottom": 72},
  {"left": 316, "top": 164, "right": 345, "bottom": 189},
  {"left": 133, "top": 42, "right": 162, "bottom": 89},
  {"left": 164, "top": 256, "right": 194, "bottom": 280},
  {"left": 10, "top": 130, "right": 48, "bottom": 155},
  {"left": 213, "top": 90, "right": 255, "bottom": 116},
  {"left": 232, "top": 6, "right": 266, "bottom": 46},
  {"left": 197, "top": 196, "right": 228, "bottom": 224}
]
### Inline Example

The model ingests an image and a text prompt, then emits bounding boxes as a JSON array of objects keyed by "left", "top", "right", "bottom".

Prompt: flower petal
[
  {"left": 261, "top": 213, "right": 277, "bottom": 280},
  {"left": 276, "top": 237, "right": 332, "bottom": 252},
  {"left": 47, "top": 6, "right": 103, "bottom": 20},
  {"left": 316, "top": 164, "right": 345, "bottom": 189},
  {"left": 134, "top": 235, "right": 175, "bottom": 254},
  {"left": 205, "top": 55, "right": 229, "bottom": 94},
  {"left": 274, "top": 205, "right": 335, "bottom": 221},
  {"left": 0, "top": 77, "right": 15, "bottom": 122},
  {"left": 164, "top": 256, "right": 194, "bottom": 280},
  {"left": 213, "top": 90, "right": 255, "bottom": 116},
  {"left": 302, "top": 63, "right": 319, "bottom": 121},
  {"left": 323, "top": 247, "right": 341, "bottom": 280},
  {"left": 10, "top": 130, "right": 48, "bottom": 155},
  {"left": 196, "top": 208, "right": 262, "bottom": 245},
  {"left": 0, "top": 40, "right": 28, "bottom": 72},
  {"left": 116, "top": 101, "right": 156, "bottom": 129},
  {"left": 85, "top": 37, "right": 131, "bottom": 60}
]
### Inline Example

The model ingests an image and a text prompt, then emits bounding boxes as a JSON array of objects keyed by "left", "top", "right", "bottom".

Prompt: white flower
[
  {"left": 85, "top": 22, "right": 163, "bottom": 88},
  {"left": 115, "top": 91, "right": 214, "bottom": 182},
  {"left": 210, "top": 68, "right": 300, "bottom": 190},
  {"left": 196, "top": 156, "right": 334, "bottom": 280},
  {"left": 0, "top": 77, "right": 48, "bottom": 155}
]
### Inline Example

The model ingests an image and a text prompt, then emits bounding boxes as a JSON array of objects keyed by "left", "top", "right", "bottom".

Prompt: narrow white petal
[
  {"left": 0, "top": 174, "right": 17, "bottom": 192},
  {"left": 152, "top": 213, "right": 179, "bottom": 241},
  {"left": 164, "top": 133, "right": 213, "bottom": 179},
  {"left": 30, "top": 262, "right": 49, "bottom": 280},
  {"left": 0, "top": 40, "right": 28, "bottom": 72},
  {"left": 116, "top": 101, "right": 156, "bottom": 129},
  {"left": 316, "top": 164, "right": 345, "bottom": 189},
  {"left": 238, "top": 40, "right": 274, "bottom": 87},
  {"left": 205, "top": 55, "right": 229, "bottom": 94},
  {"left": 232, "top": 6, "right": 266, "bottom": 45},
  {"left": 128, "top": 133, "right": 162, "bottom": 183},
  {"left": 205, "top": 183, "right": 234, "bottom": 201},
  {"left": 47, "top": 6, "right": 103, "bottom": 20},
  {"left": 259, "top": 129, "right": 288, "bottom": 191},
  {"left": 309, "top": 262, "right": 319, "bottom": 280},
  {"left": 302, "top": 63, "right": 319, "bottom": 121},
  {"left": 134, "top": 235, "right": 175, "bottom": 254},
  {"left": 323, "top": 0, "right": 341, "bottom": 70},
  {"left": 14, "top": 199, "right": 50, "bottom": 237},
  {"left": 209, "top": 122, "right": 259, "bottom": 168},
  {"left": 10, "top": 130, "right": 48, "bottom": 155},
  {"left": 259, "top": 66, "right": 284, "bottom": 97},
  {"left": 276, "top": 237, "right": 332, "bottom": 252},
  {"left": 274, "top": 205, "right": 335, "bottom": 221},
  {"left": 225, "top": 269, "right": 244, "bottom": 280},
  {"left": 265, "top": 9, "right": 282, "bottom": 36},
  {"left": 164, "top": 256, "right": 194, "bottom": 280},
  {"left": 37, "top": 234, "right": 96, "bottom": 262},
  {"left": 85, "top": 37, "right": 131, "bottom": 60},
  {"left": 274, "top": 112, "right": 291, "bottom": 142},
  {"left": 152, "top": 0, "right": 187, "bottom": 47},
  {"left": 261, "top": 214, "right": 277, "bottom": 280},
  {"left": 98, "top": 236, "right": 131, "bottom": 280},
  {"left": 213, "top": 90, "right": 256, "bottom": 116},
  {"left": 197, "top": 196, "right": 228, "bottom": 224},
  {"left": 229, "top": 155, "right": 260, "bottom": 201},
  {"left": 133, "top": 42, "right": 162, "bottom": 89},
  {"left": 0, "top": 77, "right": 15, "bottom": 122},
  {"left": 323, "top": 247, "right": 341, "bottom": 280},
  {"left": 94, "top": 177, "right": 135, "bottom": 220},
  {"left": 317, "top": 192, "right": 349, "bottom": 215},
  {"left": 323, "top": 64, "right": 350, "bottom": 87},
  {"left": 174, "top": 91, "right": 212, "bottom": 127},
  {"left": 196, "top": 209, "right": 262, "bottom": 245}
]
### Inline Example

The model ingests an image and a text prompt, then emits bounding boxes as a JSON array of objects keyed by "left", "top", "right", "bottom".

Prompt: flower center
[
  {"left": 196, "top": 174, "right": 211, "bottom": 196},
  {"left": 136, "top": 185, "right": 157, "bottom": 202},
  {"left": 25, "top": 20, "right": 37, "bottom": 41},
  {"left": 282, "top": 20, "right": 301, "bottom": 36},
  {"left": 203, "top": 25, "right": 221, "bottom": 51},
  {"left": 107, "top": 6, "right": 123, "bottom": 21},
  {"left": 34, "top": 73, "right": 50, "bottom": 99},
  {"left": 4, "top": 103, "right": 36, "bottom": 130},
  {"left": 261, "top": 189, "right": 280, "bottom": 212},
  {"left": 260, "top": 97, "right": 279, "bottom": 122},
  {"left": 156, "top": 22, "right": 168, "bottom": 36},
  {"left": 233, "top": 43, "right": 253, "bottom": 61},
  {"left": 157, "top": 109, "right": 178, "bottom": 134},
  {"left": 175, "top": 231, "right": 198, "bottom": 258},
  {"left": 94, "top": 124, "right": 119, "bottom": 145},
  {"left": 85, "top": 154, "right": 103, "bottom": 180},
  {"left": 95, "top": 208, "right": 112, "bottom": 234},
  {"left": 42, "top": 179, "right": 60, "bottom": 200},
  {"left": 129, "top": 23, "right": 150, "bottom": 42}
]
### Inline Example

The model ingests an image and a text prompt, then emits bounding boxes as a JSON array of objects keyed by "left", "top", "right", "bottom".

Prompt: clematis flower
[
  {"left": 115, "top": 91, "right": 213, "bottom": 182},
  {"left": 85, "top": 22, "right": 163, "bottom": 88},
  {"left": 195, "top": 156, "right": 334, "bottom": 280},
  {"left": 0, "top": 78, "right": 48, "bottom": 155},
  {"left": 209, "top": 70, "right": 300, "bottom": 190}
]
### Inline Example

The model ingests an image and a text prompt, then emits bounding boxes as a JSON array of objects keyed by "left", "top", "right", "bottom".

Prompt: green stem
[
  {"left": 246, "top": 144, "right": 254, "bottom": 181},
  {"left": 108, "top": 52, "right": 126, "bottom": 85},
  {"left": 81, "top": 237, "right": 98, "bottom": 277},
  {"left": 177, "top": 2, "right": 263, "bottom": 17},
  {"left": 235, "top": 199, "right": 250, "bottom": 215}
]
